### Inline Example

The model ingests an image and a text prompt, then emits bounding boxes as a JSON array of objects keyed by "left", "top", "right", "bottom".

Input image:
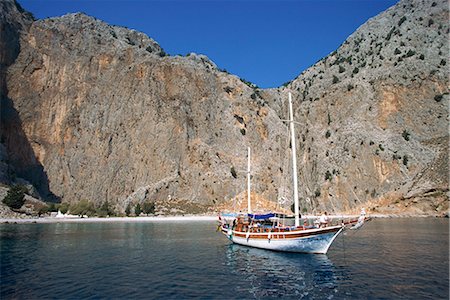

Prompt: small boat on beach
[{"left": 218, "top": 92, "right": 368, "bottom": 254}]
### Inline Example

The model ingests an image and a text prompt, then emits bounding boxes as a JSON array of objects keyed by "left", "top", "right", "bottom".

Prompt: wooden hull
[{"left": 222, "top": 225, "right": 343, "bottom": 254}]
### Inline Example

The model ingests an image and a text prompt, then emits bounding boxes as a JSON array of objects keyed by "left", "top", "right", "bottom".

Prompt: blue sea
[{"left": 1, "top": 218, "right": 448, "bottom": 299}]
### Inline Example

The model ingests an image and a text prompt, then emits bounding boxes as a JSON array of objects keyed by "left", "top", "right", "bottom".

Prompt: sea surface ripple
[{"left": 1, "top": 218, "right": 448, "bottom": 299}]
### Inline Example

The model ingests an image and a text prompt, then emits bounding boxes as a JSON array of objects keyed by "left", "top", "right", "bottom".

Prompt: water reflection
[
  {"left": 2, "top": 219, "right": 447, "bottom": 299},
  {"left": 225, "top": 244, "right": 341, "bottom": 299}
]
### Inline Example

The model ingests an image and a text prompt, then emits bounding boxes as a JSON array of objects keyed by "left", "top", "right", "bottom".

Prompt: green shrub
[
  {"left": 224, "top": 86, "right": 233, "bottom": 93},
  {"left": 70, "top": 199, "right": 96, "bottom": 217},
  {"left": 135, "top": 203, "right": 142, "bottom": 216},
  {"left": 100, "top": 201, "right": 108, "bottom": 214},
  {"left": 97, "top": 200, "right": 114, "bottom": 217},
  {"left": 2, "top": 185, "right": 27, "bottom": 209},
  {"left": 434, "top": 94, "right": 443, "bottom": 102},
  {"left": 402, "top": 130, "right": 410, "bottom": 141},
  {"left": 325, "top": 130, "right": 331, "bottom": 139},
  {"left": 338, "top": 65, "right": 345, "bottom": 73},
  {"left": 352, "top": 67, "right": 359, "bottom": 74},
  {"left": 240, "top": 77, "right": 257, "bottom": 89},
  {"left": 325, "top": 170, "right": 332, "bottom": 181},
  {"left": 59, "top": 202, "right": 69, "bottom": 214},
  {"left": 403, "top": 155, "right": 408, "bottom": 166},
  {"left": 125, "top": 203, "right": 132, "bottom": 216},
  {"left": 394, "top": 48, "right": 401, "bottom": 55},
  {"left": 125, "top": 37, "right": 133, "bottom": 45},
  {"left": 386, "top": 27, "right": 396, "bottom": 40},
  {"left": 142, "top": 201, "right": 156, "bottom": 215},
  {"left": 158, "top": 50, "right": 168, "bottom": 57},
  {"left": 347, "top": 84, "right": 354, "bottom": 91},
  {"left": 332, "top": 75, "right": 339, "bottom": 84},
  {"left": 47, "top": 202, "right": 58, "bottom": 212},
  {"left": 314, "top": 189, "right": 321, "bottom": 197},
  {"left": 405, "top": 50, "right": 415, "bottom": 57},
  {"left": 230, "top": 166, "right": 237, "bottom": 179},
  {"left": 38, "top": 206, "right": 49, "bottom": 216},
  {"left": 398, "top": 16, "right": 407, "bottom": 26}
]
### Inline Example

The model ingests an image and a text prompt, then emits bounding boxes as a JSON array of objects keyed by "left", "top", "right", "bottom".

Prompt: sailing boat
[{"left": 218, "top": 92, "right": 368, "bottom": 254}]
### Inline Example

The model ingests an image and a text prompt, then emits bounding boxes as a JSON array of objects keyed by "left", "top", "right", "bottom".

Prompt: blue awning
[{"left": 248, "top": 213, "right": 275, "bottom": 220}]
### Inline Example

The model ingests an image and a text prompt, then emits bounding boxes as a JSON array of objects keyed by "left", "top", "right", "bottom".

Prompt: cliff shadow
[
  {"left": 0, "top": 95, "right": 60, "bottom": 202},
  {"left": 0, "top": 5, "right": 58, "bottom": 201}
]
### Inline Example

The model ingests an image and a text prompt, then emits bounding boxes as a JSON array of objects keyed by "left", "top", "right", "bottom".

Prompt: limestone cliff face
[
  {"left": 276, "top": 0, "right": 448, "bottom": 215},
  {"left": 1, "top": 0, "right": 448, "bottom": 215},
  {"left": 2, "top": 5, "right": 287, "bottom": 213}
]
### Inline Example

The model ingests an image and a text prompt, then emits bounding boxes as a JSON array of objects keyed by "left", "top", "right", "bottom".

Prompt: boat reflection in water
[{"left": 224, "top": 243, "right": 346, "bottom": 299}]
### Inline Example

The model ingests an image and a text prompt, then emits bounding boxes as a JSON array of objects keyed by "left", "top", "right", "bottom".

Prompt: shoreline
[
  {"left": 0, "top": 213, "right": 446, "bottom": 224},
  {"left": 0, "top": 215, "right": 218, "bottom": 224}
]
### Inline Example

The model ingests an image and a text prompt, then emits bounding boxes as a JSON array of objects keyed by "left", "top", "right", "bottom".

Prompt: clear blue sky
[{"left": 20, "top": 0, "right": 398, "bottom": 88}]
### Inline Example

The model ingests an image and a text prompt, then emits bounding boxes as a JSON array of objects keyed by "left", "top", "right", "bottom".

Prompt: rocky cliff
[
  {"left": 1, "top": 0, "right": 448, "bottom": 216},
  {"left": 276, "top": 0, "right": 449, "bottom": 215},
  {"left": 1, "top": 1, "right": 287, "bottom": 215}
]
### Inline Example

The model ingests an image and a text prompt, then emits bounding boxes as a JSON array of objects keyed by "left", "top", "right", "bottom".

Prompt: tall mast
[
  {"left": 247, "top": 147, "right": 251, "bottom": 214},
  {"left": 288, "top": 92, "right": 300, "bottom": 227}
]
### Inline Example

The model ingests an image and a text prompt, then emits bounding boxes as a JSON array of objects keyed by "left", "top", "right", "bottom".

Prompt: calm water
[{"left": 1, "top": 218, "right": 448, "bottom": 299}]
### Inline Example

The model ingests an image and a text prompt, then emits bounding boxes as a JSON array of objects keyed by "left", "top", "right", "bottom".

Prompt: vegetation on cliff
[{"left": 2, "top": 185, "right": 26, "bottom": 209}]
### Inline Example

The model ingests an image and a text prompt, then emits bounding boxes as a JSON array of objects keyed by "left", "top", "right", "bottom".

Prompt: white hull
[{"left": 226, "top": 226, "right": 343, "bottom": 254}]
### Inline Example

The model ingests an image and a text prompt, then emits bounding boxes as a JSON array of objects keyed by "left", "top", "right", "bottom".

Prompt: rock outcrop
[{"left": 1, "top": 0, "right": 448, "bottom": 216}]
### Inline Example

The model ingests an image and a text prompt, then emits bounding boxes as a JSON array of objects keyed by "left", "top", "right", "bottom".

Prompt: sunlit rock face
[{"left": 1, "top": 0, "right": 448, "bottom": 215}]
